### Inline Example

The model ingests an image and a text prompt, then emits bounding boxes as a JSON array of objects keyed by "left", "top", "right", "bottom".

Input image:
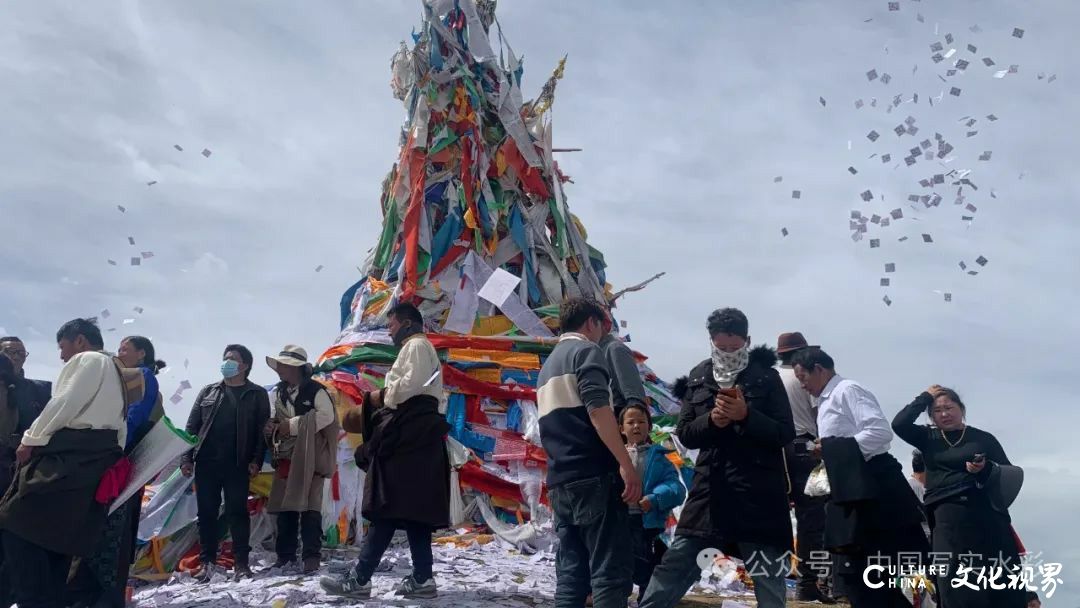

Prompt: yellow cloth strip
[
  {"left": 466, "top": 367, "right": 503, "bottom": 383},
  {"left": 472, "top": 315, "right": 515, "bottom": 336},
  {"left": 447, "top": 349, "right": 541, "bottom": 370}
]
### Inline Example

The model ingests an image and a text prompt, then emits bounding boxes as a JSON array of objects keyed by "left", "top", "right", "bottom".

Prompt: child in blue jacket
[{"left": 620, "top": 403, "right": 686, "bottom": 601}]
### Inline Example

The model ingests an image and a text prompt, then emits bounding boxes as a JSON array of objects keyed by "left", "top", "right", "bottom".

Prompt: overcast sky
[{"left": 2, "top": 0, "right": 1077, "bottom": 600}]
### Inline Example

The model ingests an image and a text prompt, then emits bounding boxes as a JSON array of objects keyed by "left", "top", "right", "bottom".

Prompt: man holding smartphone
[{"left": 640, "top": 308, "right": 795, "bottom": 608}]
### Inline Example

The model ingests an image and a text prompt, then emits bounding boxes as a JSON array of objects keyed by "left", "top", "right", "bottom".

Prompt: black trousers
[
  {"left": 2, "top": 531, "right": 70, "bottom": 608},
  {"left": 276, "top": 510, "right": 323, "bottom": 561},
  {"left": 931, "top": 500, "right": 1026, "bottom": 608},
  {"left": 550, "top": 473, "right": 633, "bottom": 608},
  {"left": 629, "top": 514, "right": 664, "bottom": 602},
  {"left": 194, "top": 461, "right": 251, "bottom": 563},
  {"left": 0, "top": 450, "right": 13, "bottom": 607},
  {"left": 785, "top": 438, "right": 829, "bottom": 592},
  {"left": 353, "top": 519, "right": 434, "bottom": 584}
]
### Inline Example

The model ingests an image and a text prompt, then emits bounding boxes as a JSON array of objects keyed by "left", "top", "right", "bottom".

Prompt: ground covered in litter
[{"left": 130, "top": 538, "right": 816, "bottom": 608}]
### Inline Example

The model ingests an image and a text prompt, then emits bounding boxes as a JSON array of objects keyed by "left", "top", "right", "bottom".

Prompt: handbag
[{"left": 805, "top": 461, "right": 831, "bottom": 497}]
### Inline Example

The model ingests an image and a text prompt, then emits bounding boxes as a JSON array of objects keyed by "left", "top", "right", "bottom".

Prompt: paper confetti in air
[
  {"left": 130, "top": 257, "right": 141, "bottom": 266},
  {"left": 315, "top": 265, "right": 325, "bottom": 272},
  {"left": 117, "top": 205, "right": 126, "bottom": 213},
  {"left": 1012, "top": 28, "right": 1024, "bottom": 39},
  {"left": 201, "top": 148, "right": 212, "bottom": 158},
  {"left": 173, "top": 144, "right": 183, "bottom": 151},
  {"left": 146, "top": 181, "right": 157, "bottom": 187},
  {"left": 792, "top": 190, "right": 801, "bottom": 199}
]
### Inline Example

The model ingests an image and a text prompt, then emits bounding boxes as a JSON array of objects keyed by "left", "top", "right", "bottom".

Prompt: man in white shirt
[
  {"left": 376, "top": 307, "right": 443, "bottom": 411},
  {"left": 775, "top": 332, "right": 834, "bottom": 604},
  {"left": 792, "top": 347, "right": 928, "bottom": 608},
  {"left": 0, "top": 319, "right": 127, "bottom": 608},
  {"left": 322, "top": 302, "right": 450, "bottom": 601}
]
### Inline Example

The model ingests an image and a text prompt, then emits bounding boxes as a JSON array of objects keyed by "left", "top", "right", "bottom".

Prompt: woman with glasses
[{"left": 892, "top": 385, "right": 1024, "bottom": 608}]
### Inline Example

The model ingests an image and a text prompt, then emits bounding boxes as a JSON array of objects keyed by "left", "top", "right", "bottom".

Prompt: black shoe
[
  {"left": 320, "top": 570, "right": 372, "bottom": 599},
  {"left": 269, "top": 557, "right": 297, "bottom": 570},
  {"left": 796, "top": 586, "right": 838, "bottom": 604}
]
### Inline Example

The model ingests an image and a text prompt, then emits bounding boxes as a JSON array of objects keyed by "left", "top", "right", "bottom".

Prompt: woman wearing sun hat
[{"left": 264, "top": 345, "right": 339, "bottom": 575}]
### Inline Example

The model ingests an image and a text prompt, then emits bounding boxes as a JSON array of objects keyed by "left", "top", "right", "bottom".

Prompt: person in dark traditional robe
[
  {"left": 0, "top": 319, "right": 127, "bottom": 608},
  {"left": 320, "top": 303, "right": 450, "bottom": 601},
  {"left": 792, "top": 347, "right": 929, "bottom": 608}
]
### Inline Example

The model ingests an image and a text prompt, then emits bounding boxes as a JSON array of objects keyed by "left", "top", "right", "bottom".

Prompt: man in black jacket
[
  {"left": 640, "top": 308, "right": 795, "bottom": 608},
  {"left": 0, "top": 337, "right": 52, "bottom": 483},
  {"left": 181, "top": 344, "right": 270, "bottom": 581}
]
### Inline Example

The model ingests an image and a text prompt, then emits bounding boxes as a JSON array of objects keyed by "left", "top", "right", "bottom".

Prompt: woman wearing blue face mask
[{"left": 180, "top": 344, "right": 271, "bottom": 582}]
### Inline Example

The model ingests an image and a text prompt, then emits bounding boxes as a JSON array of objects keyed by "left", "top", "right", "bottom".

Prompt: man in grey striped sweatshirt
[{"left": 538, "top": 298, "right": 643, "bottom": 608}]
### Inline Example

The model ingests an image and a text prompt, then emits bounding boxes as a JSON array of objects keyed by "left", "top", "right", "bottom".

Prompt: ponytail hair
[{"left": 122, "top": 336, "right": 166, "bottom": 375}]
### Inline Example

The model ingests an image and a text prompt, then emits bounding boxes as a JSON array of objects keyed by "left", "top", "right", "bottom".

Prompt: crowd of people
[{"left": 0, "top": 298, "right": 1028, "bottom": 608}]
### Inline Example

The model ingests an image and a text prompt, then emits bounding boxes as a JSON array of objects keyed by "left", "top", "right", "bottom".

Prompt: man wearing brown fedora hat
[
  {"left": 776, "top": 332, "right": 835, "bottom": 604},
  {"left": 264, "top": 345, "right": 339, "bottom": 575}
]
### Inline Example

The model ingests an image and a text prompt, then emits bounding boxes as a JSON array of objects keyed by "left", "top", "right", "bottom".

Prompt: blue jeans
[
  {"left": 639, "top": 535, "right": 789, "bottom": 608},
  {"left": 550, "top": 473, "right": 633, "bottom": 608}
]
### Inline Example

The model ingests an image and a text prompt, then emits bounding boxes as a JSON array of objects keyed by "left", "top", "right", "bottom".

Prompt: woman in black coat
[
  {"left": 639, "top": 308, "right": 795, "bottom": 608},
  {"left": 892, "top": 385, "right": 1025, "bottom": 608}
]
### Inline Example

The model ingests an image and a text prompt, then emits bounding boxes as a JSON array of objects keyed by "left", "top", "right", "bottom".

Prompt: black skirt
[{"left": 930, "top": 495, "right": 1025, "bottom": 608}]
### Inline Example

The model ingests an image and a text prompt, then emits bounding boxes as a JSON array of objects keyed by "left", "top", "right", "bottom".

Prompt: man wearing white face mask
[
  {"left": 640, "top": 308, "right": 795, "bottom": 608},
  {"left": 181, "top": 344, "right": 271, "bottom": 582}
]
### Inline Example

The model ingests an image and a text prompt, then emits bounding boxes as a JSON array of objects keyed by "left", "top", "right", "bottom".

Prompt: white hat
[{"left": 266, "top": 344, "right": 311, "bottom": 371}]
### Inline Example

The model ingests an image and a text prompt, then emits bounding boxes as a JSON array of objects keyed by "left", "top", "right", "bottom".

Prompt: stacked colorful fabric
[{"left": 316, "top": 0, "right": 685, "bottom": 541}]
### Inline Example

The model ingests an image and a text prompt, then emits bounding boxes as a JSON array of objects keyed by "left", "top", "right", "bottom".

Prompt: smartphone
[
  {"left": 717, "top": 387, "right": 740, "bottom": 399},
  {"left": 794, "top": 442, "right": 809, "bottom": 455},
  {"left": 972, "top": 453, "right": 986, "bottom": 464}
]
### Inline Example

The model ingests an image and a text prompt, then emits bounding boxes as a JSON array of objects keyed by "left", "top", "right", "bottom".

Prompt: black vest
[{"left": 281, "top": 380, "right": 325, "bottom": 416}]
